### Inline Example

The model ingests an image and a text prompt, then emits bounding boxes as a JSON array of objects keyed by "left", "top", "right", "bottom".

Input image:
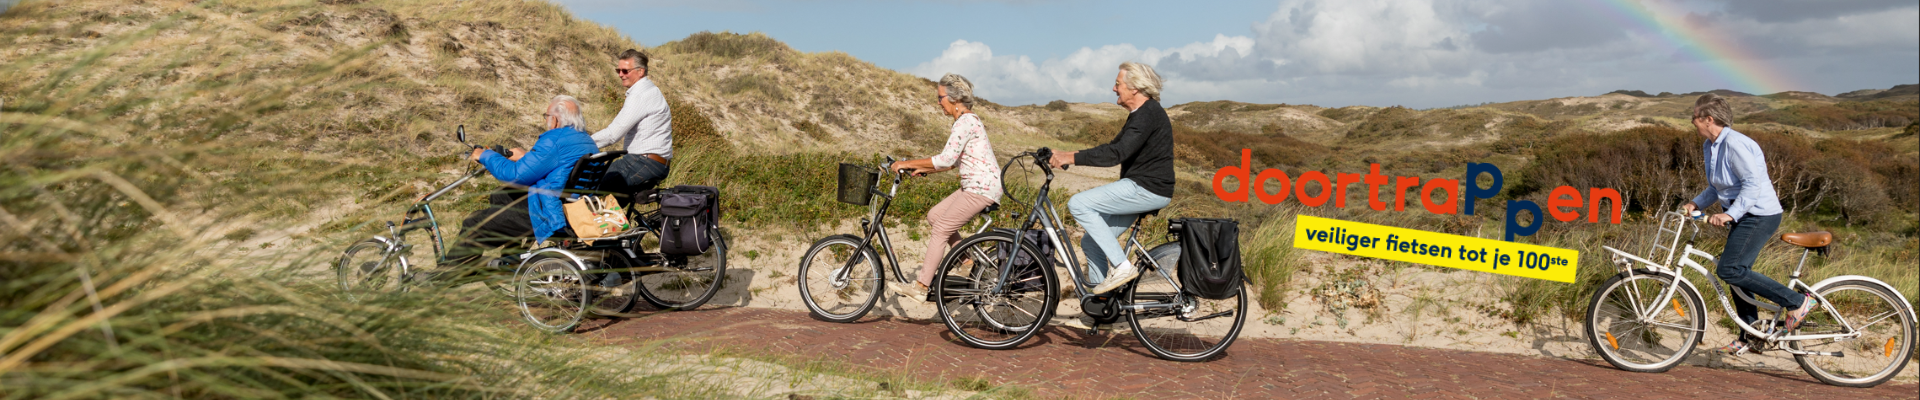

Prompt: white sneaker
[
  {"left": 1090, "top": 263, "right": 1139, "bottom": 295},
  {"left": 890, "top": 282, "right": 929, "bottom": 302}
]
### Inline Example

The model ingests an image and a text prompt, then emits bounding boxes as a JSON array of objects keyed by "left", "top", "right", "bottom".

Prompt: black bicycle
[
  {"left": 795, "top": 157, "right": 996, "bottom": 322},
  {"left": 931, "top": 148, "right": 1247, "bottom": 361}
]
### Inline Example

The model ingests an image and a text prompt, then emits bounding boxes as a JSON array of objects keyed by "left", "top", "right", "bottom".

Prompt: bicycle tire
[
  {"left": 336, "top": 238, "right": 402, "bottom": 301},
  {"left": 933, "top": 231, "right": 1057, "bottom": 350},
  {"left": 1126, "top": 243, "right": 1247, "bottom": 361},
  {"left": 797, "top": 234, "right": 885, "bottom": 322},
  {"left": 636, "top": 228, "right": 728, "bottom": 310},
  {"left": 1789, "top": 279, "right": 1916, "bottom": 387},
  {"left": 515, "top": 255, "right": 590, "bottom": 333},
  {"left": 1584, "top": 270, "right": 1705, "bottom": 373}
]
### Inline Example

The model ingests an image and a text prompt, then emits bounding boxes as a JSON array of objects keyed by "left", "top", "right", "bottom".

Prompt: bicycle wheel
[
  {"left": 1789, "top": 279, "right": 1916, "bottom": 387},
  {"left": 515, "top": 255, "right": 589, "bottom": 333},
  {"left": 586, "top": 260, "right": 638, "bottom": 317},
  {"left": 797, "top": 234, "right": 884, "bottom": 322},
  {"left": 637, "top": 228, "right": 728, "bottom": 310},
  {"left": 336, "top": 238, "right": 401, "bottom": 301},
  {"left": 1126, "top": 243, "right": 1247, "bottom": 361},
  {"left": 1584, "top": 271, "right": 1705, "bottom": 373},
  {"left": 934, "top": 231, "right": 1057, "bottom": 350}
]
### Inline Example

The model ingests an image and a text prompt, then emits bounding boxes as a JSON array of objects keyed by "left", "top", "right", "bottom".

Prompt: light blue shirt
[{"left": 1691, "top": 127, "right": 1782, "bottom": 220}]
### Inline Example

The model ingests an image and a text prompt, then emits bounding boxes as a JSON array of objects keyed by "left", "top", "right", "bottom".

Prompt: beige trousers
[{"left": 917, "top": 190, "right": 996, "bottom": 285}]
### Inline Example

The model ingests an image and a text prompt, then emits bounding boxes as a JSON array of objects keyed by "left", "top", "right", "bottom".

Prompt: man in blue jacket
[{"left": 437, "top": 95, "right": 600, "bottom": 274}]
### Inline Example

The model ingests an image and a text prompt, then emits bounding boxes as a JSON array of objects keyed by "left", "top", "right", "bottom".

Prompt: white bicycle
[{"left": 1586, "top": 211, "right": 1915, "bottom": 387}]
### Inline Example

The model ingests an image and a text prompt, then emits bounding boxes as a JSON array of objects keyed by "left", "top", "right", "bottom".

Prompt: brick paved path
[{"left": 581, "top": 307, "right": 1917, "bottom": 399}]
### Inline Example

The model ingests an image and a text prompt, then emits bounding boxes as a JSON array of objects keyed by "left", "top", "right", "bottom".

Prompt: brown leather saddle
[{"left": 1779, "top": 231, "right": 1833, "bottom": 254}]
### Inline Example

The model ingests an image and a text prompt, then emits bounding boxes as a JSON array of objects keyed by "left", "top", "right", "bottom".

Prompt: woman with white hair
[
  {"left": 888, "top": 73, "right": 1002, "bottom": 301},
  {"left": 1049, "top": 62, "right": 1174, "bottom": 299}
]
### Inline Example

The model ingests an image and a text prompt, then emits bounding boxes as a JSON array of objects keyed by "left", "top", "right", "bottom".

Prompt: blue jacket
[{"left": 478, "top": 126, "right": 599, "bottom": 242}]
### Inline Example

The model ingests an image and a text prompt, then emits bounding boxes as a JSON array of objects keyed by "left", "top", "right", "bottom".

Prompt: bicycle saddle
[
  {"left": 1779, "top": 232, "right": 1832, "bottom": 248},
  {"left": 1138, "top": 208, "right": 1162, "bottom": 218},
  {"left": 979, "top": 203, "right": 1000, "bottom": 215}
]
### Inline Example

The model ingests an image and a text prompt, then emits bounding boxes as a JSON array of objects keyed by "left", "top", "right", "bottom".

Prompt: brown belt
[{"left": 640, "top": 153, "right": 669, "bottom": 168}]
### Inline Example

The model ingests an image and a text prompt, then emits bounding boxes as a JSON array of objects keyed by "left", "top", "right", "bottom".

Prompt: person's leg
[
  {"left": 1714, "top": 213, "right": 1801, "bottom": 326},
  {"left": 1068, "top": 179, "right": 1171, "bottom": 285},
  {"left": 443, "top": 198, "right": 536, "bottom": 270},
  {"left": 917, "top": 191, "right": 995, "bottom": 286},
  {"left": 605, "top": 154, "right": 670, "bottom": 194}
]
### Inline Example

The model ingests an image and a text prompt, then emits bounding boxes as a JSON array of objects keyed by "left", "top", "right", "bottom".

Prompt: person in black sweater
[{"left": 1048, "top": 62, "right": 1175, "bottom": 296}]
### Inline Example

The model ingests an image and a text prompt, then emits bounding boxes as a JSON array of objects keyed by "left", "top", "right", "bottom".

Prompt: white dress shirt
[{"left": 592, "top": 77, "right": 674, "bottom": 159}]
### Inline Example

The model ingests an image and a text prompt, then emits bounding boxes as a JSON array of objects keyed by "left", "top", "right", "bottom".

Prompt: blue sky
[{"left": 555, "top": 0, "right": 1917, "bottom": 108}]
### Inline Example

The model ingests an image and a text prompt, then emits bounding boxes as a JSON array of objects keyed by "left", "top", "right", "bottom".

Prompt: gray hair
[
  {"left": 1118, "top": 61, "right": 1163, "bottom": 101},
  {"left": 550, "top": 95, "right": 587, "bottom": 131},
  {"left": 1692, "top": 94, "right": 1733, "bottom": 128},
  {"left": 938, "top": 73, "right": 976, "bottom": 110}
]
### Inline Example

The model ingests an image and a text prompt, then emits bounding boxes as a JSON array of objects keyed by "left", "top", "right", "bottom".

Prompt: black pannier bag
[
  {"left": 1170, "top": 218, "right": 1243, "bottom": 300},
  {"left": 990, "top": 228, "right": 1052, "bottom": 293},
  {"left": 658, "top": 185, "right": 720, "bottom": 255}
]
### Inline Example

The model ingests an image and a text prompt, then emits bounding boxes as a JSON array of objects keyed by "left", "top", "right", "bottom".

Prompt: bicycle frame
[
  {"left": 375, "top": 167, "right": 485, "bottom": 276},
  {"left": 1600, "top": 212, "right": 1861, "bottom": 350},
  {"left": 832, "top": 158, "right": 995, "bottom": 286},
  {"left": 987, "top": 152, "right": 1187, "bottom": 316}
]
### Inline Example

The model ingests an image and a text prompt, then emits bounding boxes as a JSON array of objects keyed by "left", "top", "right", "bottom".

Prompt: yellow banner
[{"left": 1292, "top": 215, "right": 1580, "bottom": 283}]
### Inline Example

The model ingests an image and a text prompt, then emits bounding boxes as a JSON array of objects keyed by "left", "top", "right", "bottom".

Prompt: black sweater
[{"left": 1076, "top": 99, "right": 1175, "bottom": 198}]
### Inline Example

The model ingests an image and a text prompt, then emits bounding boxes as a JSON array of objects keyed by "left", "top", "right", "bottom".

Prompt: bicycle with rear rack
[
  {"left": 1586, "top": 210, "right": 1915, "bottom": 387},
  {"left": 930, "top": 148, "right": 1247, "bottom": 361},
  {"left": 795, "top": 157, "right": 997, "bottom": 322}
]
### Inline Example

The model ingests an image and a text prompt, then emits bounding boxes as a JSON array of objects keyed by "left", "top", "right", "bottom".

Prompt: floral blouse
[{"left": 929, "top": 113, "right": 1002, "bottom": 201}]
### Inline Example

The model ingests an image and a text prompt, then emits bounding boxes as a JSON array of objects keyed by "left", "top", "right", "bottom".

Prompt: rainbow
[{"left": 1581, "top": 0, "right": 1800, "bottom": 95}]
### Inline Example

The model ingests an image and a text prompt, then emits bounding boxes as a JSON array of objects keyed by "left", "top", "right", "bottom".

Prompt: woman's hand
[{"left": 1707, "top": 213, "right": 1734, "bottom": 227}]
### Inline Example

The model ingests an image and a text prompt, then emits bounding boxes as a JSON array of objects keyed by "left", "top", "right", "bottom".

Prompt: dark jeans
[
  {"left": 442, "top": 188, "right": 562, "bottom": 269},
  {"left": 1716, "top": 212, "right": 1803, "bottom": 326},
  {"left": 603, "top": 154, "right": 669, "bottom": 195}
]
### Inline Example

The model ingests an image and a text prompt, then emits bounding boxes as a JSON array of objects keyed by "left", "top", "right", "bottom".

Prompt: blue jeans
[
  {"left": 1716, "top": 212, "right": 1802, "bottom": 325},
  {"left": 1068, "top": 179, "right": 1170, "bottom": 285}
]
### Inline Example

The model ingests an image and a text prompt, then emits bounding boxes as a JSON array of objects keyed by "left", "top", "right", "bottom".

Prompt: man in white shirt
[{"left": 593, "top": 49, "right": 673, "bottom": 194}]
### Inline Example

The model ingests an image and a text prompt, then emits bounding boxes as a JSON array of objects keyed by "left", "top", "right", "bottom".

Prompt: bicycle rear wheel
[
  {"left": 1789, "top": 279, "right": 1915, "bottom": 387},
  {"left": 1126, "top": 243, "right": 1247, "bottom": 361},
  {"left": 797, "top": 234, "right": 884, "bottom": 322},
  {"left": 934, "top": 231, "right": 1057, "bottom": 350},
  {"left": 637, "top": 228, "right": 728, "bottom": 310},
  {"left": 515, "top": 255, "right": 590, "bottom": 333},
  {"left": 1584, "top": 271, "right": 1705, "bottom": 373},
  {"left": 336, "top": 238, "right": 402, "bottom": 301}
]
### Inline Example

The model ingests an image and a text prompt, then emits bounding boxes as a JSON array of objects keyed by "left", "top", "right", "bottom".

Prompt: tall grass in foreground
[{"left": 0, "top": 2, "right": 717, "bottom": 397}]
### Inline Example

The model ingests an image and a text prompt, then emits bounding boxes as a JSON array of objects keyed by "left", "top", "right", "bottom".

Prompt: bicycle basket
[{"left": 836, "top": 163, "right": 878, "bottom": 206}]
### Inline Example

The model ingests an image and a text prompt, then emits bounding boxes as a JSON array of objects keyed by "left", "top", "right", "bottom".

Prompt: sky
[{"left": 559, "top": 1, "right": 1910, "bottom": 108}]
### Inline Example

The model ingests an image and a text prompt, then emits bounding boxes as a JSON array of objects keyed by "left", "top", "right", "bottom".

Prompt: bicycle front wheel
[
  {"left": 1126, "top": 243, "right": 1247, "bottom": 362},
  {"left": 1789, "top": 279, "right": 1916, "bottom": 387},
  {"left": 516, "top": 256, "right": 590, "bottom": 333},
  {"left": 637, "top": 228, "right": 728, "bottom": 310},
  {"left": 934, "top": 231, "right": 1057, "bottom": 350},
  {"left": 1584, "top": 271, "right": 1705, "bottom": 373},
  {"left": 797, "top": 234, "right": 884, "bottom": 322},
  {"left": 336, "top": 238, "right": 401, "bottom": 300}
]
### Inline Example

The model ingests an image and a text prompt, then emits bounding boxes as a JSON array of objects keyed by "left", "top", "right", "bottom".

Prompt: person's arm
[
  {"left": 479, "top": 137, "right": 559, "bottom": 186},
  {"left": 1722, "top": 140, "right": 1771, "bottom": 221},
  {"left": 1071, "top": 119, "right": 1149, "bottom": 168},
  {"left": 926, "top": 120, "right": 976, "bottom": 171},
  {"left": 592, "top": 94, "right": 644, "bottom": 149}
]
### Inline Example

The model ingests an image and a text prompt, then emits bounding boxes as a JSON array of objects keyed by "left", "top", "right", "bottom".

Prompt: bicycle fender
[
  {"left": 520, "top": 248, "right": 591, "bottom": 272},
  {"left": 1810, "top": 275, "right": 1918, "bottom": 324}
]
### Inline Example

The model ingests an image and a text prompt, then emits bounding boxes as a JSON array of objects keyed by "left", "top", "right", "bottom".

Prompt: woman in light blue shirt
[{"left": 1678, "top": 94, "right": 1815, "bottom": 355}]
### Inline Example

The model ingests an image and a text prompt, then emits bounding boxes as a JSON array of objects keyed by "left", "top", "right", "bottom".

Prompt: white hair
[
  {"left": 550, "top": 95, "right": 586, "bottom": 131},
  {"left": 1118, "top": 62, "right": 1163, "bottom": 101}
]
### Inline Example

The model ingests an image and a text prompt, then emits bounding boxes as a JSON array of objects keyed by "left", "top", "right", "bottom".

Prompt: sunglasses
[{"left": 616, "top": 68, "right": 637, "bottom": 75}]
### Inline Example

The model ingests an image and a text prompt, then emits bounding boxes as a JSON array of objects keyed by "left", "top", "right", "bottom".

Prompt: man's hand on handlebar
[
  {"left": 1048, "top": 150, "right": 1075, "bottom": 169},
  {"left": 469, "top": 147, "right": 487, "bottom": 161},
  {"left": 508, "top": 147, "right": 527, "bottom": 161}
]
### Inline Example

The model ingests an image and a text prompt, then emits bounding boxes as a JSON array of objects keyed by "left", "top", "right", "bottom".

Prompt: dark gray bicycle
[
  {"left": 932, "top": 148, "right": 1247, "bottom": 361},
  {"left": 795, "top": 157, "right": 995, "bottom": 322}
]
